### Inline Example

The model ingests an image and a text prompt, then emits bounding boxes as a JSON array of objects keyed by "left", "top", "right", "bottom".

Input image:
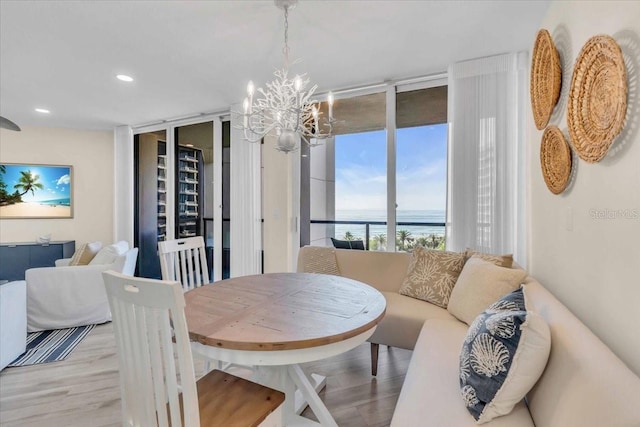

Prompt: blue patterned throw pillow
[{"left": 459, "top": 286, "right": 551, "bottom": 424}]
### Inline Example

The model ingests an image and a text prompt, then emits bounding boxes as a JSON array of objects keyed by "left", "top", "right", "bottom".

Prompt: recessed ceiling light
[
  {"left": 117, "top": 74, "right": 134, "bottom": 82},
  {"left": 35, "top": 108, "right": 50, "bottom": 114},
  {"left": 185, "top": 144, "right": 194, "bottom": 147}
]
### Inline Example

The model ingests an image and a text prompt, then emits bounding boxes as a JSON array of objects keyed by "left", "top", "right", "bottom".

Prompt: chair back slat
[
  {"left": 103, "top": 271, "right": 200, "bottom": 427},
  {"left": 158, "top": 237, "right": 210, "bottom": 292}
]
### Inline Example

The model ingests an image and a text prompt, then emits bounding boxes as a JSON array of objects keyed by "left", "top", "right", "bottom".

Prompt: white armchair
[{"left": 25, "top": 247, "right": 138, "bottom": 332}]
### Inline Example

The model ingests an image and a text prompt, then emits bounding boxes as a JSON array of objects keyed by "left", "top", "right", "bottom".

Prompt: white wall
[
  {"left": 0, "top": 126, "right": 114, "bottom": 247},
  {"left": 528, "top": 1, "right": 640, "bottom": 375}
]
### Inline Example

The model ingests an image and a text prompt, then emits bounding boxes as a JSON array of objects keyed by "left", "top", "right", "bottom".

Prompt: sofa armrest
[
  {"left": 27, "top": 264, "right": 116, "bottom": 286},
  {"left": 55, "top": 258, "right": 71, "bottom": 267},
  {"left": 25, "top": 264, "right": 116, "bottom": 331},
  {"left": 0, "top": 280, "right": 27, "bottom": 370}
]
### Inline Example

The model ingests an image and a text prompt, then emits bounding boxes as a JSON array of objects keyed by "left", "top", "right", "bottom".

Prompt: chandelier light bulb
[
  {"left": 328, "top": 92, "right": 334, "bottom": 119},
  {"left": 247, "top": 81, "right": 255, "bottom": 96},
  {"left": 294, "top": 76, "right": 302, "bottom": 92}
]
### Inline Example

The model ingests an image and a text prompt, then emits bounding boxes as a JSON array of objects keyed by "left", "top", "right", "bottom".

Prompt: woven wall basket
[
  {"left": 567, "top": 35, "right": 627, "bottom": 163},
  {"left": 540, "top": 126, "right": 572, "bottom": 195},
  {"left": 531, "top": 29, "right": 562, "bottom": 130}
]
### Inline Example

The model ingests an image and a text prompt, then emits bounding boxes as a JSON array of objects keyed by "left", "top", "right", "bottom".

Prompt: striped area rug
[{"left": 9, "top": 325, "right": 95, "bottom": 367}]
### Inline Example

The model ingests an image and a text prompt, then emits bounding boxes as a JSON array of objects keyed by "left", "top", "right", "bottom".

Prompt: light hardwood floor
[{"left": 0, "top": 323, "right": 412, "bottom": 427}]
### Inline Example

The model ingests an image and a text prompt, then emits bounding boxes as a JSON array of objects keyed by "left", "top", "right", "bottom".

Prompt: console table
[{"left": 0, "top": 241, "right": 75, "bottom": 281}]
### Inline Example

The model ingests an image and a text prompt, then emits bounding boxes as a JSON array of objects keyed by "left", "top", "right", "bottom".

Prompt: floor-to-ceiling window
[
  {"left": 395, "top": 86, "right": 448, "bottom": 251},
  {"left": 307, "top": 80, "right": 448, "bottom": 252}
]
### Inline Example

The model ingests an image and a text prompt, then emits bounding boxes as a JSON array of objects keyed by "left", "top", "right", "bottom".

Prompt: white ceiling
[{"left": 0, "top": 0, "right": 550, "bottom": 131}]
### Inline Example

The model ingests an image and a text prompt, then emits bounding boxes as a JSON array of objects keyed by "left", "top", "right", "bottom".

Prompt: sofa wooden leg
[{"left": 371, "top": 343, "right": 379, "bottom": 376}]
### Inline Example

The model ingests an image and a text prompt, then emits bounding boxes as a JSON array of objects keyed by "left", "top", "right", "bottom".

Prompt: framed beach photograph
[{"left": 0, "top": 163, "right": 73, "bottom": 219}]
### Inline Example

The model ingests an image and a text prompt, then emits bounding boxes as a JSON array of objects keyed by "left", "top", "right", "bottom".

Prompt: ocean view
[
  {"left": 332, "top": 209, "right": 446, "bottom": 241},
  {"left": 38, "top": 197, "right": 71, "bottom": 206}
]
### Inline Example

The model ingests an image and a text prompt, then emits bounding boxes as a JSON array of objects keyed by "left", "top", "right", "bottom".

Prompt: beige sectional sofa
[{"left": 297, "top": 246, "right": 640, "bottom": 426}]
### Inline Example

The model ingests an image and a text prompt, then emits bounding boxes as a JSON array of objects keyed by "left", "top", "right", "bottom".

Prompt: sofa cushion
[
  {"left": 390, "top": 318, "right": 535, "bottom": 427},
  {"left": 331, "top": 249, "right": 411, "bottom": 293},
  {"left": 465, "top": 249, "right": 514, "bottom": 268},
  {"left": 398, "top": 246, "right": 466, "bottom": 308},
  {"left": 369, "top": 291, "right": 456, "bottom": 350},
  {"left": 460, "top": 286, "right": 551, "bottom": 424},
  {"left": 69, "top": 241, "right": 102, "bottom": 266},
  {"left": 89, "top": 241, "right": 129, "bottom": 265},
  {"left": 448, "top": 258, "right": 527, "bottom": 325}
]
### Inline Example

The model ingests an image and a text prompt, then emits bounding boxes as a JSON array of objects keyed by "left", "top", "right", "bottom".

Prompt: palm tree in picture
[
  {"left": 0, "top": 165, "right": 7, "bottom": 204},
  {"left": 14, "top": 170, "right": 44, "bottom": 198}
]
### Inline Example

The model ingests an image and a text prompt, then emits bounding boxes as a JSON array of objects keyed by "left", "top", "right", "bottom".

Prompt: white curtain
[
  {"left": 446, "top": 52, "right": 528, "bottom": 266},
  {"left": 230, "top": 109, "right": 262, "bottom": 277}
]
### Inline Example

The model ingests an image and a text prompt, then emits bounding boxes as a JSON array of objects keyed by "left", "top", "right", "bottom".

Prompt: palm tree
[
  {"left": 14, "top": 170, "right": 43, "bottom": 197},
  {"left": 370, "top": 233, "right": 387, "bottom": 251},
  {"left": 343, "top": 231, "right": 355, "bottom": 241},
  {"left": 416, "top": 236, "right": 429, "bottom": 248},
  {"left": 396, "top": 229, "right": 412, "bottom": 251}
]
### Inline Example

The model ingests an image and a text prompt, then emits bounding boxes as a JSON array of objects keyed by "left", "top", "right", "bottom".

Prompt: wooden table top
[{"left": 184, "top": 272, "right": 386, "bottom": 351}]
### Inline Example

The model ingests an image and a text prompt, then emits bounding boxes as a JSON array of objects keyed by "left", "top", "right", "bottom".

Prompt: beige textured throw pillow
[
  {"left": 398, "top": 246, "right": 466, "bottom": 308},
  {"left": 447, "top": 257, "right": 527, "bottom": 325},
  {"left": 299, "top": 246, "right": 340, "bottom": 275},
  {"left": 68, "top": 241, "right": 103, "bottom": 266},
  {"left": 465, "top": 249, "right": 514, "bottom": 268}
]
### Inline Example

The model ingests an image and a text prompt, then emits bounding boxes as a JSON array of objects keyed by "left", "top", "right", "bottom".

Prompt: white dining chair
[
  {"left": 102, "top": 271, "right": 284, "bottom": 427},
  {"left": 158, "top": 236, "right": 209, "bottom": 292},
  {"left": 158, "top": 236, "right": 222, "bottom": 371}
]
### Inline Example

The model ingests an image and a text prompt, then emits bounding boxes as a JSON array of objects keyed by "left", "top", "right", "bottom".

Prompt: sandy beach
[{"left": 0, "top": 202, "right": 71, "bottom": 218}]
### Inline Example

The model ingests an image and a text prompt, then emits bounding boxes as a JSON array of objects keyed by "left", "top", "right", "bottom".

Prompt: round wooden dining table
[{"left": 184, "top": 272, "right": 386, "bottom": 427}]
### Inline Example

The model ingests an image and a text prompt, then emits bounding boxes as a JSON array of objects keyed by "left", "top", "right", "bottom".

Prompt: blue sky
[
  {"left": 2, "top": 164, "right": 71, "bottom": 202},
  {"left": 335, "top": 124, "right": 448, "bottom": 211}
]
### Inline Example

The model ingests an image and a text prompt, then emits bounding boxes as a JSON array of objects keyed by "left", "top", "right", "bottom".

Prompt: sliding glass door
[{"left": 134, "top": 116, "right": 225, "bottom": 280}]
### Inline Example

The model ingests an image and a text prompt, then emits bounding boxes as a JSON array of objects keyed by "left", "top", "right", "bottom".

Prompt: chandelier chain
[{"left": 283, "top": 6, "right": 290, "bottom": 67}]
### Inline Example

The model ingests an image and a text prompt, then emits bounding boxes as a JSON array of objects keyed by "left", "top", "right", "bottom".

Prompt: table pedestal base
[
  {"left": 294, "top": 372, "right": 326, "bottom": 415},
  {"left": 254, "top": 365, "right": 335, "bottom": 427},
  {"left": 189, "top": 326, "right": 378, "bottom": 426}
]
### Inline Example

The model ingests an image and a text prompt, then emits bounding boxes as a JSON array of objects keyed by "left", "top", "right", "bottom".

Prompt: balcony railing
[{"left": 310, "top": 219, "right": 446, "bottom": 251}]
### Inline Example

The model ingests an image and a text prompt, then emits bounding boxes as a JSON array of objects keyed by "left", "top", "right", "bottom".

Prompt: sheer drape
[
  {"left": 446, "top": 52, "right": 528, "bottom": 266},
  {"left": 230, "top": 109, "right": 262, "bottom": 277}
]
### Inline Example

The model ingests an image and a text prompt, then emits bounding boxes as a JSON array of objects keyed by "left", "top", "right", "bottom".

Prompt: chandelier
[{"left": 239, "top": 0, "right": 335, "bottom": 153}]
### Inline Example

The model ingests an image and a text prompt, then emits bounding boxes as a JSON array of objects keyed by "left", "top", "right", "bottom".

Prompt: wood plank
[
  {"left": 0, "top": 323, "right": 411, "bottom": 427},
  {"left": 192, "top": 370, "right": 284, "bottom": 427}
]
